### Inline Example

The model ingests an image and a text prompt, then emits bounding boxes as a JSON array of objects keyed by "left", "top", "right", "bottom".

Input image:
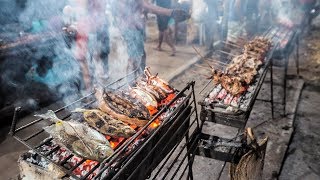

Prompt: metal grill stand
[
  {"left": 10, "top": 75, "right": 201, "bottom": 180},
  {"left": 194, "top": 33, "right": 277, "bottom": 179},
  {"left": 268, "top": 26, "right": 300, "bottom": 116}
]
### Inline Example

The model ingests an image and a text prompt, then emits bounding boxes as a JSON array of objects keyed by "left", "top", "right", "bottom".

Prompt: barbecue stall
[{"left": 0, "top": 0, "right": 316, "bottom": 179}]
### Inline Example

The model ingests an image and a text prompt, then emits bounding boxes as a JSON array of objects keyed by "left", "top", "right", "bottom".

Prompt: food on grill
[
  {"left": 96, "top": 88, "right": 149, "bottom": 127},
  {"left": 144, "top": 67, "right": 174, "bottom": 94},
  {"left": 36, "top": 110, "right": 114, "bottom": 162},
  {"left": 136, "top": 81, "right": 167, "bottom": 101},
  {"left": 210, "top": 37, "right": 272, "bottom": 96},
  {"left": 129, "top": 87, "right": 158, "bottom": 108},
  {"left": 74, "top": 108, "right": 136, "bottom": 138}
]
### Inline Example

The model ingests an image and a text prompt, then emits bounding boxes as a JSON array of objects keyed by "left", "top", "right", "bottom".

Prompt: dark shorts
[{"left": 157, "top": 15, "right": 170, "bottom": 32}]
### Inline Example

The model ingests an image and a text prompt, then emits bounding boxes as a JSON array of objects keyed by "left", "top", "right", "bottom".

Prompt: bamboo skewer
[{"left": 218, "top": 50, "right": 237, "bottom": 57}]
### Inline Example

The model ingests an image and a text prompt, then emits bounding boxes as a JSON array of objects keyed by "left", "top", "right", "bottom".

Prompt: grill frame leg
[
  {"left": 295, "top": 35, "right": 300, "bottom": 76},
  {"left": 283, "top": 56, "right": 289, "bottom": 116},
  {"left": 270, "top": 59, "right": 274, "bottom": 119}
]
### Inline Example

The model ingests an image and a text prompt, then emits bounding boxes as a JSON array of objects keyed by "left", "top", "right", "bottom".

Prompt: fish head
[{"left": 95, "top": 143, "right": 114, "bottom": 159}]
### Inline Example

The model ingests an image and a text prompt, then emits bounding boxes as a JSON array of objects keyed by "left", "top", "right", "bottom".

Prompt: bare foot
[
  {"left": 154, "top": 47, "right": 162, "bottom": 51},
  {"left": 170, "top": 49, "right": 176, "bottom": 56}
]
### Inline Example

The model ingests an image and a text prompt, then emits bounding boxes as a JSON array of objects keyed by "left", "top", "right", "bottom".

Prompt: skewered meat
[
  {"left": 209, "top": 36, "right": 271, "bottom": 96},
  {"left": 95, "top": 88, "right": 149, "bottom": 127},
  {"left": 74, "top": 108, "right": 136, "bottom": 138}
]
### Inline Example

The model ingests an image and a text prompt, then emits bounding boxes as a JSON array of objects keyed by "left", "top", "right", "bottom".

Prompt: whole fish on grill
[
  {"left": 36, "top": 110, "right": 114, "bottom": 162},
  {"left": 104, "top": 90, "right": 150, "bottom": 120},
  {"left": 129, "top": 87, "right": 158, "bottom": 108},
  {"left": 95, "top": 88, "right": 149, "bottom": 127},
  {"left": 73, "top": 108, "right": 136, "bottom": 138}
]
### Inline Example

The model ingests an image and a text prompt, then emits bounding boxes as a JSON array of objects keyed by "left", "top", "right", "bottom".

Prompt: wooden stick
[
  {"left": 222, "top": 41, "right": 242, "bottom": 49},
  {"left": 192, "top": 45, "right": 206, "bottom": 60},
  {"left": 190, "top": 70, "right": 212, "bottom": 79},
  {"left": 204, "top": 59, "right": 228, "bottom": 66},
  {"left": 218, "top": 50, "right": 237, "bottom": 57},
  {"left": 194, "top": 64, "right": 212, "bottom": 71}
]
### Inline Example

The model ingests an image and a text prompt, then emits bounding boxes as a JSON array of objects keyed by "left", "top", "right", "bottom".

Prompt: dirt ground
[{"left": 279, "top": 18, "right": 320, "bottom": 179}]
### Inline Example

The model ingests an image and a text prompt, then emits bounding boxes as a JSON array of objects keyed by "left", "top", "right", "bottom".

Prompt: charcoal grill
[
  {"left": 9, "top": 71, "right": 201, "bottom": 180},
  {"left": 198, "top": 33, "right": 278, "bottom": 129},
  {"left": 265, "top": 26, "right": 300, "bottom": 115}
]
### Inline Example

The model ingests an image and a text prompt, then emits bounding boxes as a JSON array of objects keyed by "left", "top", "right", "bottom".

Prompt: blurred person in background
[
  {"left": 154, "top": 0, "right": 177, "bottom": 56},
  {"left": 111, "top": 0, "right": 189, "bottom": 83},
  {"left": 64, "top": 0, "right": 109, "bottom": 90}
]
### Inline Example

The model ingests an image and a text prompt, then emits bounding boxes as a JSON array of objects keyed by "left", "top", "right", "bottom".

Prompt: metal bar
[
  {"left": 120, "top": 103, "right": 196, "bottom": 179},
  {"left": 60, "top": 154, "right": 74, "bottom": 166},
  {"left": 168, "top": 133, "right": 200, "bottom": 180},
  {"left": 81, "top": 163, "right": 100, "bottom": 180},
  {"left": 270, "top": 58, "right": 274, "bottom": 119},
  {"left": 94, "top": 82, "right": 195, "bottom": 179},
  {"left": 161, "top": 128, "right": 200, "bottom": 180},
  {"left": 23, "top": 129, "right": 45, "bottom": 141},
  {"left": 34, "top": 138, "right": 53, "bottom": 149},
  {"left": 9, "top": 107, "right": 21, "bottom": 135},
  {"left": 45, "top": 146, "right": 60, "bottom": 156},
  {"left": 283, "top": 56, "right": 289, "bottom": 116},
  {"left": 185, "top": 130, "right": 194, "bottom": 180},
  {"left": 151, "top": 138, "right": 181, "bottom": 179},
  {"left": 296, "top": 35, "right": 300, "bottom": 75},
  {"left": 192, "top": 83, "right": 200, "bottom": 129},
  {"left": 172, "top": 135, "right": 199, "bottom": 180},
  {"left": 67, "top": 159, "right": 86, "bottom": 175},
  {"left": 199, "top": 79, "right": 213, "bottom": 95}
]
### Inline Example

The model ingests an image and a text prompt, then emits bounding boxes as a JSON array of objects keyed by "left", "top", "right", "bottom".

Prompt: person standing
[
  {"left": 111, "top": 0, "right": 189, "bottom": 83},
  {"left": 154, "top": 0, "right": 176, "bottom": 56}
]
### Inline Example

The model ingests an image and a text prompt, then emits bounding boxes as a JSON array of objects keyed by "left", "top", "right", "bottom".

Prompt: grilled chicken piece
[{"left": 74, "top": 108, "right": 136, "bottom": 138}]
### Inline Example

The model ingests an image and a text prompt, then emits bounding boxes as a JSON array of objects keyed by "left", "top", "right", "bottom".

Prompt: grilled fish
[
  {"left": 103, "top": 90, "right": 150, "bottom": 120},
  {"left": 129, "top": 87, "right": 158, "bottom": 108},
  {"left": 36, "top": 110, "right": 114, "bottom": 162},
  {"left": 95, "top": 88, "right": 149, "bottom": 127},
  {"left": 74, "top": 108, "right": 136, "bottom": 138},
  {"left": 136, "top": 80, "right": 167, "bottom": 101}
]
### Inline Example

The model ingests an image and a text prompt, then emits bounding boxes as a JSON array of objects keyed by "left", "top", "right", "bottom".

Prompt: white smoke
[{"left": 191, "top": 0, "right": 208, "bottom": 23}]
